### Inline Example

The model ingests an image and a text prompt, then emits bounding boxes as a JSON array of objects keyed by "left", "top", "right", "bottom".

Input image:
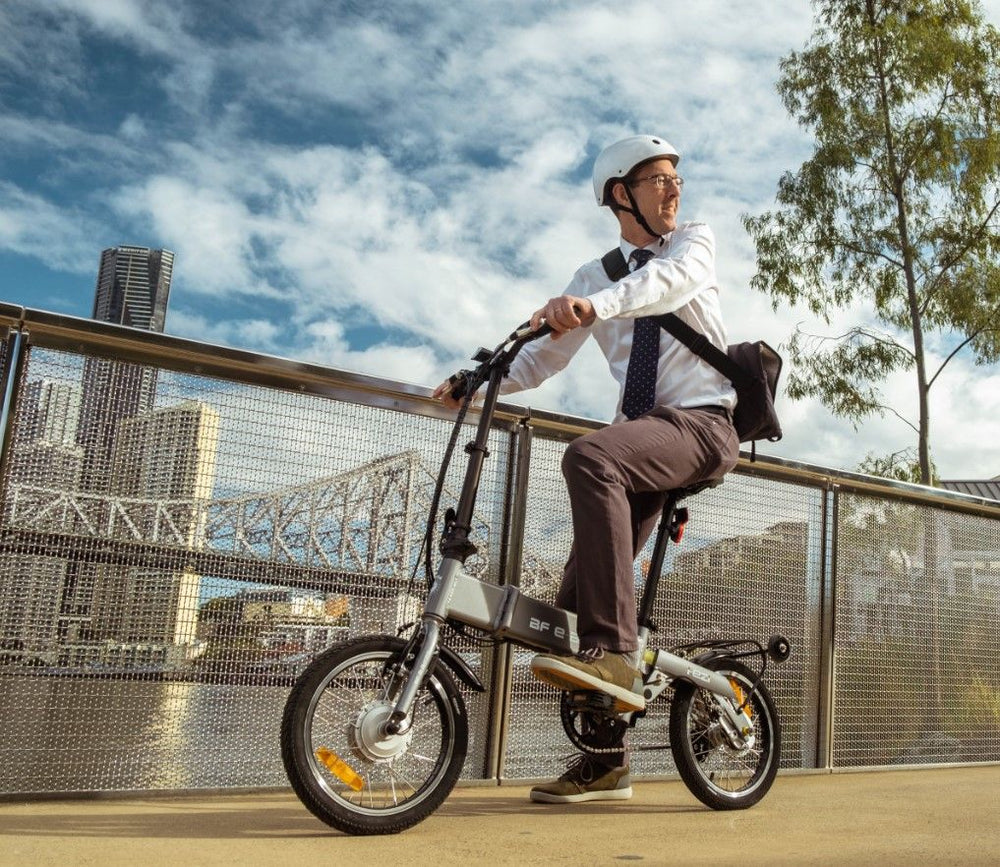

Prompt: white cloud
[
  {"left": 1, "top": 0, "right": 999, "bottom": 480},
  {"left": 300, "top": 318, "right": 441, "bottom": 387},
  {"left": 50, "top": 0, "right": 191, "bottom": 57},
  {"left": 0, "top": 182, "right": 102, "bottom": 270},
  {"left": 164, "top": 308, "right": 283, "bottom": 355}
]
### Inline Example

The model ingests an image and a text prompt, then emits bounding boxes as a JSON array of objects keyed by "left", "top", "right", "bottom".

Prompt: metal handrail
[{"left": 5, "top": 301, "right": 1000, "bottom": 519}]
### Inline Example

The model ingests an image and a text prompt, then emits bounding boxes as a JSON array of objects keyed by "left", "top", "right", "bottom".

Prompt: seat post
[
  {"left": 636, "top": 491, "right": 681, "bottom": 631},
  {"left": 635, "top": 478, "right": 723, "bottom": 632}
]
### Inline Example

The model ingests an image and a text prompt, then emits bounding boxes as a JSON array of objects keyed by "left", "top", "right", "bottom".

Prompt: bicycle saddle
[{"left": 667, "top": 477, "right": 724, "bottom": 502}]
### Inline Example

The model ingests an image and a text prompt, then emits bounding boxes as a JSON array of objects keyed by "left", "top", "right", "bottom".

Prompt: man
[{"left": 434, "top": 134, "right": 739, "bottom": 803}]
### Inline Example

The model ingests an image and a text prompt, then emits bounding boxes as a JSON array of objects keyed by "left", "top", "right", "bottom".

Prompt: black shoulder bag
[{"left": 601, "top": 249, "right": 783, "bottom": 459}]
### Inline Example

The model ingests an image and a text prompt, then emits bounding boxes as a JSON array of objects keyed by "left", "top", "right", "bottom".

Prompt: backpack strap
[
  {"left": 601, "top": 248, "right": 630, "bottom": 282},
  {"left": 599, "top": 247, "right": 749, "bottom": 389},
  {"left": 653, "top": 314, "right": 750, "bottom": 389}
]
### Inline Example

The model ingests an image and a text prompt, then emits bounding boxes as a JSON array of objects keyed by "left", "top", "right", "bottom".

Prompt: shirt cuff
[{"left": 589, "top": 287, "right": 619, "bottom": 320}]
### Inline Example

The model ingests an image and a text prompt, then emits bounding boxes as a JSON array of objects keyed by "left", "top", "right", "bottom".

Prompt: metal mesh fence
[
  {"left": 1, "top": 318, "right": 999, "bottom": 796},
  {"left": 832, "top": 494, "right": 1000, "bottom": 767},
  {"left": 0, "top": 344, "right": 504, "bottom": 792},
  {"left": 500, "top": 435, "right": 575, "bottom": 779}
]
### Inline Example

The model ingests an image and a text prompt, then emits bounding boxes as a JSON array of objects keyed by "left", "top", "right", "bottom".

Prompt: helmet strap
[{"left": 621, "top": 184, "right": 660, "bottom": 242}]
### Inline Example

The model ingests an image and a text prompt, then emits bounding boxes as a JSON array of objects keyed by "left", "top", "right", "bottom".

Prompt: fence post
[
  {"left": 0, "top": 326, "right": 28, "bottom": 505},
  {"left": 482, "top": 418, "right": 534, "bottom": 780},
  {"left": 816, "top": 483, "right": 839, "bottom": 769}
]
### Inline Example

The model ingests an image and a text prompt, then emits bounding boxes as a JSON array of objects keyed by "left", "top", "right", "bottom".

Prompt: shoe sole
[
  {"left": 530, "top": 786, "right": 633, "bottom": 804},
  {"left": 530, "top": 657, "right": 646, "bottom": 712}
]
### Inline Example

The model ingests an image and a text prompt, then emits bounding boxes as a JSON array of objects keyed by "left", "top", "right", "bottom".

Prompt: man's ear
[{"left": 611, "top": 180, "right": 631, "bottom": 210}]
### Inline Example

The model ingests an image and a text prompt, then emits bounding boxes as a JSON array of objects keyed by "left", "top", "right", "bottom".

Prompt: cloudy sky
[{"left": 2, "top": 0, "right": 998, "bottom": 481}]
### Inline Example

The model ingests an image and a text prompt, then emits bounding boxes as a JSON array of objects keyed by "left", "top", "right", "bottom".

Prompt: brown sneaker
[
  {"left": 530, "top": 647, "right": 645, "bottom": 712},
  {"left": 530, "top": 755, "right": 632, "bottom": 803}
]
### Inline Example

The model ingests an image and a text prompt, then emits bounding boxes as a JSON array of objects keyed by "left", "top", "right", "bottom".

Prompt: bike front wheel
[
  {"left": 669, "top": 658, "right": 780, "bottom": 810},
  {"left": 281, "top": 635, "right": 468, "bottom": 835}
]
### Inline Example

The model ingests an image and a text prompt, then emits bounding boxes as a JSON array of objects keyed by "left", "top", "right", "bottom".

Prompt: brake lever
[
  {"left": 448, "top": 317, "right": 556, "bottom": 401},
  {"left": 510, "top": 319, "right": 553, "bottom": 341}
]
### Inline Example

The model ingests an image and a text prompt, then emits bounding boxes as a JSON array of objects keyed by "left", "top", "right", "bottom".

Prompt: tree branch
[
  {"left": 927, "top": 325, "right": 1000, "bottom": 389},
  {"left": 794, "top": 323, "right": 915, "bottom": 361},
  {"left": 920, "top": 197, "right": 1000, "bottom": 315},
  {"left": 876, "top": 401, "right": 920, "bottom": 435},
  {"left": 835, "top": 236, "right": 905, "bottom": 270}
]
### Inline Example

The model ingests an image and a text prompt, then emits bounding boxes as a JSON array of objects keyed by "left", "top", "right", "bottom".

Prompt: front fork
[
  {"left": 385, "top": 552, "right": 476, "bottom": 734},
  {"left": 384, "top": 618, "right": 442, "bottom": 735}
]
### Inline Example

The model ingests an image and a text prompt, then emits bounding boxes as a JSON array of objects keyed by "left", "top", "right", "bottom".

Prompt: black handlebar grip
[
  {"left": 448, "top": 370, "right": 471, "bottom": 400},
  {"left": 510, "top": 320, "right": 553, "bottom": 341}
]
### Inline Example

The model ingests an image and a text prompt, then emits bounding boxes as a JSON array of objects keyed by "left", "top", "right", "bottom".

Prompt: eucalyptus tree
[{"left": 743, "top": 0, "right": 1000, "bottom": 484}]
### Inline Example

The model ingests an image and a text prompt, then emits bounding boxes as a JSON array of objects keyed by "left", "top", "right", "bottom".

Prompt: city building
[
  {"left": 22, "top": 379, "right": 81, "bottom": 446},
  {"left": 0, "top": 380, "right": 85, "bottom": 658},
  {"left": 92, "top": 245, "right": 173, "bottom": 332},
  {"left": 940, "top": 476, "right": 1000, "bottom": 502},
  {"left": 58, "top": 246, "right": 176, "bottom": 651},
  {"left": 76, "top": 246, "right": 174, "bottom": 494},
  {"left": 89, "top": 400, "right": 220, "bottom": 658}
]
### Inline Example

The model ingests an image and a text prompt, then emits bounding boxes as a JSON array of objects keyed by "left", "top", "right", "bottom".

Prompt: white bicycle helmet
[{"left": 592, "top": 135, "right": 680, "bottom": 206}]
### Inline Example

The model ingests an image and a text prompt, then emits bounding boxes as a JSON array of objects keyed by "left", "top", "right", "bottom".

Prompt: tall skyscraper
[
  {"left": 76, "top": 246, "right": 174, "bottom": 492},
  {"left": 92, "top": 245, "right": 174, "bottom": 331},
  {"left": 56, "top": 246, "right": 176, "bottom": 647}
]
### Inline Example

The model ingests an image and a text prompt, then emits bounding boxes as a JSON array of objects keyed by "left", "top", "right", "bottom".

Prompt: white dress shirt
[{"left": 503, "top": 221, "right": 737, "bottom": 423}]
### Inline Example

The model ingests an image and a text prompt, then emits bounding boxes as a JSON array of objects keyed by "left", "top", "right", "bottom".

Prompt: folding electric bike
[{"left": 281, "top": 318, "right": 791, "bottom": 835}]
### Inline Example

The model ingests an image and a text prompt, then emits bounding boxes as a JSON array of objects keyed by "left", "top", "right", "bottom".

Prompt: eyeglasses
[{"left": 630, "top": 173, "right": 685, "bottom": 190}]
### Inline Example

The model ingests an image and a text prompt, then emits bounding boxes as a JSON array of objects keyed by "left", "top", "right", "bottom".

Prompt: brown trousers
[{"left": 556, "top": 406, "right": 739, "bottom": 653}]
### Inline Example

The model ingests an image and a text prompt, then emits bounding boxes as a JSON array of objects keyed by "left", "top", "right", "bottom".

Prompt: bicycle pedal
[{"left": 565, "top": 690, "right": 617, "bottom": 713}]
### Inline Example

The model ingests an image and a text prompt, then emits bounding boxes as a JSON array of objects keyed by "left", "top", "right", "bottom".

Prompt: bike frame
[{"left": 385, "top": 325, "right": 758, "bottom": 741}]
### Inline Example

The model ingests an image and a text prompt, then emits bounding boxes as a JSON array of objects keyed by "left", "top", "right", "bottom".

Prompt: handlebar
[
  {"left": 509, "top": 299, "right": 586, "bottom": 343},
  {"left": 447, "top": 318, "right": 555, "bottom": 400}
]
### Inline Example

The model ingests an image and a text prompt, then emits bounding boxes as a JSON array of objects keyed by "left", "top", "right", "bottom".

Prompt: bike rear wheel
[
  {"left": 669, "top": 658, "right": 780, "bottom": 810},
  {"left": 281, "top": 635, "right": 468, "bottom": 835}
]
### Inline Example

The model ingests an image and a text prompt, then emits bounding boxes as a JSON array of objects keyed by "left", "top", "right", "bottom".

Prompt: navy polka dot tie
[{"left": 621, "top": 248, "right": 659, "bottom": 420}]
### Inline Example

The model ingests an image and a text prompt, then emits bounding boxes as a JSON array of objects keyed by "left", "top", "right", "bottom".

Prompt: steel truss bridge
[{"left": 0, "top": 451, "right": 567, "bottom": 597}]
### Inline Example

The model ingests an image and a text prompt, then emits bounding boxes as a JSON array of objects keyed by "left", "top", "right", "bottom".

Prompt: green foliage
[
  {"left": 786, "top": 325, "right": 915, "bottom": 424},
  {"left": 743, "top": 0, "right": 1000, "bottom": 483},
  {"left": 857, "top": 447, "right": 938, "bottom": 483}
]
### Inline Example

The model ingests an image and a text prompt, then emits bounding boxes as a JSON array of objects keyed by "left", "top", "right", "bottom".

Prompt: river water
[
  {"left": 0, "top": 674, "right": 555, "bottom": 793},
  {"left": 0, "top": 676, "right": 291, "bottom": 792}
]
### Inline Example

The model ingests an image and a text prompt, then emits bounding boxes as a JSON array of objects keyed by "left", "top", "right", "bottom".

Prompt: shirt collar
[{"left": 619, "top": 233, "right": 668, "bottom": 259}]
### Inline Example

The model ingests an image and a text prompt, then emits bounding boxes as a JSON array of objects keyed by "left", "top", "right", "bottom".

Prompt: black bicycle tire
[{"left": 281, "top": 635, "right": 468, "bottom": 835}]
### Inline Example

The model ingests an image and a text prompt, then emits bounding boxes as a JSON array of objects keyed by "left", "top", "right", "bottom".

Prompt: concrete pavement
[{"left": 2, "top": 766, "right": 998, "bottom": 866}]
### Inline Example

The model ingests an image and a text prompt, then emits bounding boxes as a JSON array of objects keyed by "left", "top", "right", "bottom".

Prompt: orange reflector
[
  {"left": 730, "top": 679, "right": 752, "bottom": 718},
  {"left": 316, "top": 746, "right": 364, "bottom": 791}
]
